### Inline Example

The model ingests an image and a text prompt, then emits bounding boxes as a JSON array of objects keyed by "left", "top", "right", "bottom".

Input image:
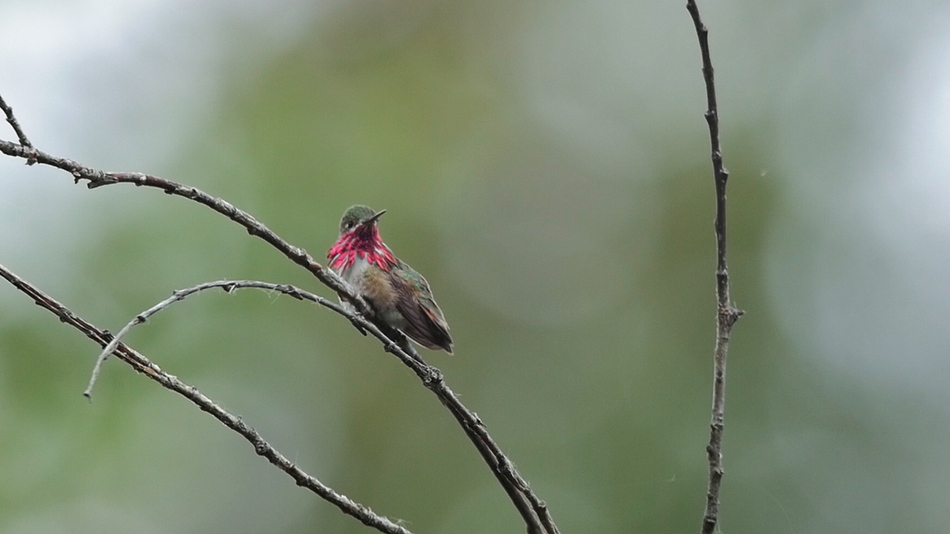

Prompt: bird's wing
[{"left": 388, "top": 265, "right": 454, "bottom": 353}]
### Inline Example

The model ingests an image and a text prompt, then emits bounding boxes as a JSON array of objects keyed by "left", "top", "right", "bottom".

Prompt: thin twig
[
  {"left": 0, "top": 263, "right": 412, "bottom": 534},
  {"left": 684, "top": 2, "right": 744, "bottom": 534},
  {"left": 0, "top": 93, "right": 34, "bottom": 152},
  {"left": 0, "top": 94, "right": 558, "bottom": 534},
  {"left": 83, "top": 280, "right": 348, "bottom": 397}
]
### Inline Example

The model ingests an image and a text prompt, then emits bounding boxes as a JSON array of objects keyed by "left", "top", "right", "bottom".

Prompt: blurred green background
[{"left": 3, "top": 0, "right": 950, "bottom": 532}]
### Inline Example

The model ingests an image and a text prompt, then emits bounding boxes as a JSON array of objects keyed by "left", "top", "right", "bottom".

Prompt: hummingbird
[{"left": 327, "top": 205, "right": 453, "bottom": 354}]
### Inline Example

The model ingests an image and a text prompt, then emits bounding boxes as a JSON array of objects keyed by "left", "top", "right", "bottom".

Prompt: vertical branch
[{"left": 684, "top": 2, "right": 744, "bottom": 534}]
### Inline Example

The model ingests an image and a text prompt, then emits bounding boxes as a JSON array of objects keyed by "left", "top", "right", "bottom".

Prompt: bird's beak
[{"left": 363, "top": 209, "right": 386, "bottom": 226}]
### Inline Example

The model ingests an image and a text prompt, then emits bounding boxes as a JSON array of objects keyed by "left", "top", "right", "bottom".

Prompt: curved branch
[
  {"left": 83, "top": 280, "right": 351, "bottom": 397},
  {"left": 0, "top": 137, "right": 356, "bottom": 305},
  {"left": 80, "top": 278, "right": 557, "bottom": 533},
  {"left": 0, "top": 97, "right": 559, "bottom": 534},
  {"left": 684, "top": 2, "right": 744, "bottom": 534},
  {"left": 0, "top": 263, "right": 412, "bottom": 534}
]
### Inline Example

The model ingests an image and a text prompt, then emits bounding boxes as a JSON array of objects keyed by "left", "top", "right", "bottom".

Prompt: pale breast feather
[{"left": 340, "top": 255, "right": 371, "bottom": 285}]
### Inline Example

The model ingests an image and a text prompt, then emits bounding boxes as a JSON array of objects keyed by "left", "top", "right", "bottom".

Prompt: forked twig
[{"left": 0, "top": 93, "right": 34, "bottom": 152}]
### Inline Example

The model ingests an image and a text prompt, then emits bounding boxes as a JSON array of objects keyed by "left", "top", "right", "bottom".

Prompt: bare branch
[
  {"left": 0, "top": 263, "right": 413, "bottom": 534},
  {"left": 0, "top": 94, "right": 558, "bottom": 534},
  {"left": 684, "top": 2, "right": 745, "bottom": 533}
]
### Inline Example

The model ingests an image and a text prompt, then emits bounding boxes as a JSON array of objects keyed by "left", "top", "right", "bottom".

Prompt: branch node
[{"left": 422, "top": 367, "right": 443, "bottom": 387}]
